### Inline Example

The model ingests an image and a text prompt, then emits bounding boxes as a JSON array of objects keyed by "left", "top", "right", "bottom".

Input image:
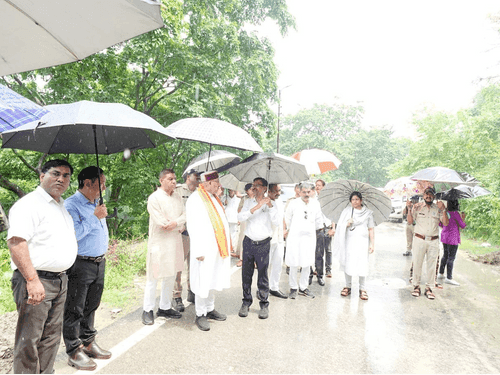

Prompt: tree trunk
[{"left": 0, "top": 173, "right": 26, "bottom": 198}]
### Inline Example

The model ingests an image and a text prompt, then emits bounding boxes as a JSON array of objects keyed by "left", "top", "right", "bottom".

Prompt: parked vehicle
[{"left": 389, "top": 195, "right": 407, "bottom": 222}]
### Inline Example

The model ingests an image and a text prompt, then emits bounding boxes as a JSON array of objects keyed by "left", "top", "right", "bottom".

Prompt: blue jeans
[{"left": 439, "top": 243, "right": 459, "bottom": 279}]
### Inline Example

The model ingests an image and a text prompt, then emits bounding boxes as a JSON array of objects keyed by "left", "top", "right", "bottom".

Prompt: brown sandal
[
  {"left": 424, "top": 287, "right": 435, "bottom": 300},
  {"left": 411, "top": 286, "right": 421, "bottom": 297},
  {"left": 359, "top": 290, "right": 368, "bottom": 300},
  {"left": 340, "top": 287, "right": 351, "bottom": 297}
]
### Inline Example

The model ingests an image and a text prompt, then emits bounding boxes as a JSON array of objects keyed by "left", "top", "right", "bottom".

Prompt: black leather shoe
[
  {"left": 157, "top": 308, "right": 182, "bottom": 319},
  {"left": 238, "top": 304, "right": 249, "bottom": 317},
  {"left": 207, "top": 309, "right": 226, "bottom": 321},
  {"left": 289, "top": 289, "right": 298, "bottom": 299},
  {"left": 270, "top": 290, "right": 288, "bottom": 299},
  {"left": 83, "top": 341, "right": 112, "bottom": 360},
  {"left": 299, "top": 288, "right": 315, "bottom": 298},
  {"left": 142, "top": 310, "right": 154, "bottom": 325},
  {"left": 195, "top": 315, "right": 210, "bottom": 331},
  {"left": 187, "top": 290, "right": 195, "bottom": 303},
  {"left": 68, "top": 347, "right": 97, "bottom": 371},
  {"left": 258, "top": 306, "right": 269, "bottom": 319},
  {"left": 317, "top": 276, "right": 325, "bottom": 286},
  {"left": 174, "top": 297, "right": 185, "bottom": 312}
]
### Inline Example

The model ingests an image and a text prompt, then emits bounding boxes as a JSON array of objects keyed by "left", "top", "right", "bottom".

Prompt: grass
[{"left": 460, "top": 232, "right": 500, "bottom": 256}]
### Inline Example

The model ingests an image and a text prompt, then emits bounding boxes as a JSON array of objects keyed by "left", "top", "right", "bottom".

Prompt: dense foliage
[
  {"left": 0, "top": 0, "right": 295, "bottom": 238},
  {"left": 389, "top": 84, "right": 500, "bottom": 242}
]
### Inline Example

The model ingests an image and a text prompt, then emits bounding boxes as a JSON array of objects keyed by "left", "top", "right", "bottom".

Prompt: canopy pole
[{"left": 93, "top": 125, "right": 103, "bottom": 204}]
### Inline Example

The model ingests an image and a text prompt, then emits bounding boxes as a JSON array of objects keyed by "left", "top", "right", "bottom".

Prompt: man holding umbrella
[
  {"left": 407, "top": 187, "right": 449, "bottom": 299},
  {"left": 63, "top": 166, "right": 111, "bottom": 370},
  {"left": 237, "top": 177, "right": 281, "bottom": 319}
]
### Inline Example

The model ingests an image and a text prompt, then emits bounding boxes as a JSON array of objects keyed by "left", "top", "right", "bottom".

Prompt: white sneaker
[
  {"left": 445, "top": 278, "right": 460, "bottom": 286},
  {"left": 437, "top": 273, "right": 445, "bottom": 279}
]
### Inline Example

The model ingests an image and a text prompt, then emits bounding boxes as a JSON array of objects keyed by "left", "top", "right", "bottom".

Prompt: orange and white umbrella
[{"left": 291, "top": 148, "right": 341, "bottom": 175}]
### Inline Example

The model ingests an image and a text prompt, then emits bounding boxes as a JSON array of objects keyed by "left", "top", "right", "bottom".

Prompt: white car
[{"left": 389, "top": 196, "right": 407, "bottom": 223}]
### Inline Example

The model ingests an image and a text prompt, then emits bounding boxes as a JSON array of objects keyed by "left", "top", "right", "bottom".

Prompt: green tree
[{"left": 0, "top": 0, "right": 296, "bottom": 238}]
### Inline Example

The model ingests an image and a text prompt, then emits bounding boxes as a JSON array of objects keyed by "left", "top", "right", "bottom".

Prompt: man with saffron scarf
[{"left": 186, "top": 171, "right": 231, "bottom": 331}]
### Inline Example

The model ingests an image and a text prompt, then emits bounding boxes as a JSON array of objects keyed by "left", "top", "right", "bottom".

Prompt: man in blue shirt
[{"left": 63, "top": 166, "right": 111, "bottom": 371}]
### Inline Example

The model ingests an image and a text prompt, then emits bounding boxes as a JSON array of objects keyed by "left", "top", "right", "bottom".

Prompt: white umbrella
[
  {"left": 219, "top": 174, "right": 247, "bottom": 192},
  {"left": 410, "top": 166, "right": 478, "bottom": 193},
  {"left": 291, "top": 148, "right": 341, "bottom": 175},
  {"left": 226, "top": 152, "right": 308, "bottom": 184},
  {"left": 0, "top": 0, "right": 164, "bottom": 76},
  {"left": 182, "top": 150, "right": 241, "bottom": 178},
  {"left": 165, "top": 117, "right": 263, "bottom": 153},
  {"left": 318, "top": 179, "right": 392, "bottom": 226}
]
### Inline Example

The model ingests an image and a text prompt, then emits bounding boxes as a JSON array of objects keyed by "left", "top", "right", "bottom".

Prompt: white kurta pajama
[
  {"left": 143, "top": 188, "right": 185, "bottom": 312},
  {"left": 269, "top": 198, "right": 285, "bottom": 292},
  {"left": 332, "top": 205, "right": 374, "bottom": 289},
  {"left": 285, "top": 198, "right": 323, "bottom": 290},
  {"left": 187, "top": 189, "right": 231, "bottom": 317}
]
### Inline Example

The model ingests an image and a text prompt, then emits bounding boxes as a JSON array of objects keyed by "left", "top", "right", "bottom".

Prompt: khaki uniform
[
  {"left": 411, "top": 203, "right": 441, "bottom": 288},
  {"left": 403, "top": 207, "right": 415, "bottom": 252}
]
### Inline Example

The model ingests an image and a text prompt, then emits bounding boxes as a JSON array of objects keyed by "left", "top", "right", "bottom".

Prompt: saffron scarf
[{"left": 197, "top": 184, "right": 229, "bottom": 259}]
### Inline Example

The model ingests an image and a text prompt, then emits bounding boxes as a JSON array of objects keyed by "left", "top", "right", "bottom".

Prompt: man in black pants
[
  {"left": 237, "top": 177, "right": 280, "bottom": 319},
  {"left": 64, "top": 167, "right": 112, "bottom": 371}
]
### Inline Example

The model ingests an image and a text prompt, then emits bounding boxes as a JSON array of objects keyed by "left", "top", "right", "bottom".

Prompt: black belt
[
  {"left": 15, "top": 269, "right": 66, "bottom": 279},
  {"left": 77, "top": 255, "right": 105, "bottom": 263},
  {"left": 181, "top": 230, "right": 189, "bottom": 236},
  {"left": 246, "top": 236, "right": 271, "bottom": 246}
]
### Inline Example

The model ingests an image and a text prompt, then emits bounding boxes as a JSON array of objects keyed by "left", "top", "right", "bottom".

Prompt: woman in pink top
[{"left": 438, "top": 200, "right": 466, "bottom": 286}]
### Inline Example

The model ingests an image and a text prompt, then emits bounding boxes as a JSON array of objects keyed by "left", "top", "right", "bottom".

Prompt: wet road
[{"left": 55, "top": 222, "right": 500, "bottom": 373}]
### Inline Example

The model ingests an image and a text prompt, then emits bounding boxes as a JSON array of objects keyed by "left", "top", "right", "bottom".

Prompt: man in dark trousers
[
  {"left": 237, "top": 177, "right": 280, "bottom": 319},
  {"left": 64, "top": 166, "right": 111, "bottom": 370},
  {"left": 7, "top": 159, "right": 78, "bottom": 374}
]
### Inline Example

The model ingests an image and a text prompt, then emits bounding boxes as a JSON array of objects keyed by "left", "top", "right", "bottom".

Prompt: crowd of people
[{"left": 3, "top": 159, "right": 466, "bottom": 373}]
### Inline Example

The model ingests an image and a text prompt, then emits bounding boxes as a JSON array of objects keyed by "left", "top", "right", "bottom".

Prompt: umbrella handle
[{"left": 93, "top": 125, "right": 103, "bottom": 205}]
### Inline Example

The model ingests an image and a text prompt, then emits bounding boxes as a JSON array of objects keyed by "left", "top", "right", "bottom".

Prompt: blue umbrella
[{"left": 0, "top": 84, "right": 49, "bottom": 132}]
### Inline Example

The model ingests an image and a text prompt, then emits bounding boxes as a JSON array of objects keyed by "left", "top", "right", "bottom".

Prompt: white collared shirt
[
  {"left": 7, "top": 186, "right": 78, "bottom": 272},
  {"left": 237, "top": 197, "right": 280, "bottom": 241}
]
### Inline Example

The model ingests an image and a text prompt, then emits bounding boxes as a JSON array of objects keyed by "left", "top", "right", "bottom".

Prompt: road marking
[
  {"left": 75, "top": 319, "right": 166, "bottom": 374},
  {"left": 75, "top": 266, "right": 241, "bottom": 373}
]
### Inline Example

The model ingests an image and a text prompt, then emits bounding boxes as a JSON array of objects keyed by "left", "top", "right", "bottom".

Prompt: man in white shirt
[
  {"left": 237, "top": 177, "right": 280, "bottom": 319},
  {"left": 7, "top": 159, "right": 78, "bottom": 374},
  {"left": 225, "top": 189, "right": 241, "bottom": 248}
]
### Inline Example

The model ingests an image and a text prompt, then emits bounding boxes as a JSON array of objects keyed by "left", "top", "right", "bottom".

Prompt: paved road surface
[{"left": 54, "top": 222, "right": 500, "bottom": 374}]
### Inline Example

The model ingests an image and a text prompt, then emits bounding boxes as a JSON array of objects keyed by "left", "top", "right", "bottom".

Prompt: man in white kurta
[
  {"left": 142, "top": 169, "right": 186, "bottom": 325},
  {"left": 187, "top": 171, "right": 231, "bottom": 331},
  {"left": 285, "top": 182, "right": 323, "bottom": 299},
  {"left": 268, "top": 184, "right": 287, "bottom": 299},
  {"left": 225, "top": 189, "right": 241, "bottom": 247}
]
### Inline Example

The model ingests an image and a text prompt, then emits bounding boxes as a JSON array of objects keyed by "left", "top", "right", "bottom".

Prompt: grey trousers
[{"left": 12, "top": 270, "right": 68, "bottom": 374}]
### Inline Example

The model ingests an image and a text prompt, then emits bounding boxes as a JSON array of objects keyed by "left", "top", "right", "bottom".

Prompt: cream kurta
[
  {"left": 146, "top": 188, "right": 185, "bottom": 280},
  {"left": 187, "top": 189, "right": 231, "bottom": 299},
  {"left": 285, "top": 198, "right": 323, "bottom": 267}
]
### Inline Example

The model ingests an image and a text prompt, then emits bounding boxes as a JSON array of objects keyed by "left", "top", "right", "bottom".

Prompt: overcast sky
[{"left": 252, "top": 1, "right": 500, "bottom": 137}]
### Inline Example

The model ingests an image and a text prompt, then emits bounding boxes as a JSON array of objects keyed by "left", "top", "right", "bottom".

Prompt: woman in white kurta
[{"left": 332, "top": 191, "right": 375, "bottom": 300}]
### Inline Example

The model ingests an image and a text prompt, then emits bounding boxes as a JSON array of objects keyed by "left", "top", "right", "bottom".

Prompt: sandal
[
  {"left": 411, "top": 286, "right": 421, "bottom": 297},
  {"left": 340, "top": 287, "right": 351, "bottom": 297},
  {"left": 424, "top": 287, "right": 435, "bottom": 300},
  {"left": 359, "top": 290, "right": 368, "bottom": 300},
  {"left": 236, "top": 260, "right": 242, "bottom": 267}
]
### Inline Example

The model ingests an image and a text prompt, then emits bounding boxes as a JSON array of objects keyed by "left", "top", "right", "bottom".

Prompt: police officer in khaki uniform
[
  {"left": 407, "top": 187, "right": 448, "bottom": 299},
  {"left": 402, "top": 195, "right": 419, "bottom": 256}
]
